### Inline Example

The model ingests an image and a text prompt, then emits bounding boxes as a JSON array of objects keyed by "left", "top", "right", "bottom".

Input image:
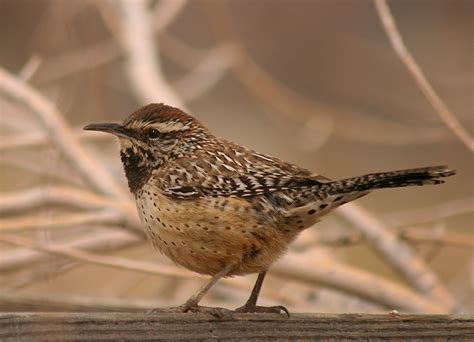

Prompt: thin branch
[
  {"left": 373, "top": 0, "right": 474, "bottom": 152},
  {"left": 18, "top": 55, "right": 42, "bottom": 81},
  {"left": 0, "top": 233, "right": 294, "bottom": 306},
  {"left": 0, "top": 67, "right": 129, "bottom": 199},
  {"left": 35, "top": 0, "right": 188, "bottom": 86},
  {"left": 0, "top": 150, "right": 84, "bottom": 185},
  {"left": 0, "top": 210, "right": 122, "bottom": 232},
  {"left": 0, "top": 232, "right": 443, "bottom": 312},
  {"left": 115, "top": 0, "right": 186, "bottom": 107},
  {"left": 5, "top": 261, "right": 79, "bottom": 291},
  {"left": 272, "top": 253, "right": 446, "bottom": 313},
  {"left": 385, "top": 197, "right": 474, "bottom": 227},
  {"left": 0, "top": 230, "right": 141, "bottom": 274},
  {"left": 0, "top": 128, "right": 110, "bottom": 150},
  {"left": 299, "top": 229, "right": 474, "bottom": 250},
  {"left": 27, "top": 10, "right": 451, "bottom": 146},
  {"left": 152, "top": 0, "right": 188, "bottom": 32},
  {"left": 159, "top": 32, "right": 452, "bottom": 146},
  {"left": 337, "top": 203, "right": 455, "bottom": 310},
  {"left": 295, "top": 233, "right": 363, "bottom": 251},
  {"left": 27, "top": 2, "right": 459, "bottom": 147},
  {"left": 0, "top": 186, "right": 116, "bottom": 214},
  {"left": 199, "top": 1, "right": 331, "bottom": 121},
  {"left": 33, "top": 39, "right": 121, "bottom": 84},
  {"left": 173, "top": 44, "right": 237, "bottom": 101},
  {"left": 400, "top": 230, "right": 474, "bottom": 249},
  {"left": 0, "top": 186, "right": 140, "bottom": 229},
  {"left": 0, "top": 233, "right": 198, "bottom": 280}
]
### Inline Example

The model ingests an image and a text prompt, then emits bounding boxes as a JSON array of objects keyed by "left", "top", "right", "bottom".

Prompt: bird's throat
[{"left": 120, "top": 146, "right": 158, "bottom": 194}]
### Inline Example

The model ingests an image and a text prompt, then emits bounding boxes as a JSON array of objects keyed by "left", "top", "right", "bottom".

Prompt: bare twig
[
  {"left": 115, "top": 0, "right": 185, "bottom": 107},
  {"left": 373, "top": 0, "right": 474, "bottom": 152},
  {"left": 28, "top": 9, "right": 451, "bottom": 146},
  {"left": 18, "top": 55, "right": 42, "bottom": 81},
  {"left": 0, "top": 232, "right": 443, "bottom": 312},
  {"left": 152, "top": 0, "right": 188, "bottom": 32},
  {"left": 299, "top": 228, "right": 474, "bottom": 250},
  {"left": 272, "top": 253, "right": 446, "bottom": 313},
  {"left": 199, "top": 1, "right": 332, "bottom": 121},
  {"left": 0, "top": 230, "right": 141, "bottom": 274},
  {"left": 0, "top": 186, "right": 116, "bottom": 213},
  {"left": 33, "top": 39, "right": 121, "bottom": 84},
  {"left": 5, "top": 261, "right": 79, "bottom": 291},
  {"left": 0, "top": 210, "right": 122, "bottom": 232},
  {"left": 400, "top": 230, "right": 474, "bottom": 249},
  {"left": 0, "top": 128, "right": 110, "bottom": 150},
  {"left": 337, "top": 203, "right": 455, "bottom": 310},
  {"left": 0, "top": 186, "right": 140, "bottom": 228},
  {"left": 173, "top": 44, "right": 237, "bottom": 101},
  {"left": 159, "top": 32, "right": 452, "bottom": 146},
  {"left": 0, "top": 150, "right": 84, "bottom": 185},
  {"left": 0, "top": 233, "right": 197, "bottom": 279},
  {"left": 0, "top": 233, "right": 294, "bottom": 305},
  {"left": 385, "top": 197, "right": 474, "bottom": 227},
  {"left": 295, "top": 233, "right": 363, "bottom": 251},
  {"left": 0, "top": 67, "right": 129, "bottom": 199}
]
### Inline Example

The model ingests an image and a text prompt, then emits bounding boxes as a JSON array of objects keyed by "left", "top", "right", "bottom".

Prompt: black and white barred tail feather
[{"left": 322, "top": 165, "right": 456, "bottom": 195}]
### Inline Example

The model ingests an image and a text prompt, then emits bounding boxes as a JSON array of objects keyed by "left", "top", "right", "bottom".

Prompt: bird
[{"left": 84, "top": 103, "right": 455, "bottom": 316}]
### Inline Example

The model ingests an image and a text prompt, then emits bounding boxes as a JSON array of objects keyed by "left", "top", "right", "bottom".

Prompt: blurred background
[{"left": 0, "top": 0, "right": 472, "bottom": 314}]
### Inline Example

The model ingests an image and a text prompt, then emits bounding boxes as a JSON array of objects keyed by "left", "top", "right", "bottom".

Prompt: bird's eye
[{"left": 147, "top": 129, "right": 160, "bottom": 139}]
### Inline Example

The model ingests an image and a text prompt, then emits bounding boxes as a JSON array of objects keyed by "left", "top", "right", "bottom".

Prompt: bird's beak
[{"left": 83, "top": 122, "right": 134, "bottom": 139}]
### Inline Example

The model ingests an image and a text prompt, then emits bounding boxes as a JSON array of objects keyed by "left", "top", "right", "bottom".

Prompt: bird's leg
[
  {"left": 181, "top": 264, "right": 232, "bottom": 310},
  {"left": 150, "top": 264, "right": 234, "bottom": 318},
  {"left": 234, "top": 271, "right": 290, "bottom": 316},
  {"left": 238, "top": 271, "right": 267, "bottom": 309}
]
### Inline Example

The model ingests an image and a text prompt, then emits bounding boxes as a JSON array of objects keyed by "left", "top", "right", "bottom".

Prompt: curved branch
[
  {"left": 0, "top": 230, "right": 140, "bottom": 274},
  {"left": 0, "top": 210, "right": 122, "bottom": 232},
  {"left": 337, "top": 203, "right": 455, "bottom": 310},
  {"left": 173, "top": 44, "right": 237, "bottom": 101},
  {"left": 273, "top": 253, "right": 446, "bottom": 313},
  {"left": 373, "top": 0, "right": 474, "bottom": 152},
  {"left": 0, "top": 233, "right": 444, "bottom": 312},
  {"left": 115, "top": 0, "right": 185, "bottom": 108},
  {"left": 0, "top": 67, "right": 129, "bottom": 199},
  {"left": 0, "top": 186, "right": 140, "bottom": 228},
  {"left": 152, "top": 0, "right": 188, "bottom": 32},
  {"left": 384, "top": 197, "right": 474, "bottom": 227}
]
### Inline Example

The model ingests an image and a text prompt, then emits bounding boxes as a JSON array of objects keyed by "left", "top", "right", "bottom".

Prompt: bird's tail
[{"left": 322, "top": 165, "right": 456, "bottom": 195}]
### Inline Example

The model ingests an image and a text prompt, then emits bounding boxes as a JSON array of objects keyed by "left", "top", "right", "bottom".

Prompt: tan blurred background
[{"left": 0, "top": 0, "right": 472, "bottom": 314}]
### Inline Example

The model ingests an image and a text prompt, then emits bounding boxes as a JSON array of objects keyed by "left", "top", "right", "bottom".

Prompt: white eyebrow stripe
[{"left": 148, "top": 121, "right": 190, "bottom": 132}]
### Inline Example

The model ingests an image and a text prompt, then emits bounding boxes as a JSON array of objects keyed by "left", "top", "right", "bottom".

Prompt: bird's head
[{"left": 84, "top": 103, "right": 210, "bottom": 193}]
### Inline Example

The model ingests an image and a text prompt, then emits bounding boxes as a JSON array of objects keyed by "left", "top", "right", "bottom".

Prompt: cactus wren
[{"left": 84, "top": 103, "right": 455, "bottom": 316}]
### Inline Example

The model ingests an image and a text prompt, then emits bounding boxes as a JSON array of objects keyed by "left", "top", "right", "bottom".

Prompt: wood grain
[{"left": 1, "top": 312, "right": 473, "bottom": 341}]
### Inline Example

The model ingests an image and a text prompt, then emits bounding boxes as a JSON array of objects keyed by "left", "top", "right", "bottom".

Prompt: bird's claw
[
  {"left": 234, "top": 304, "right": 290, "bottom": 317},
  {"left": 148, "top": 304, "right": 234, "bottom": 319},
  {"left": 149, "top": 303, "right": 290, "bottom": 319}
]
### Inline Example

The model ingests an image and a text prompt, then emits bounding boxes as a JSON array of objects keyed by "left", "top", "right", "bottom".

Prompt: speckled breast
[{"left": 135, "top": 184, "right": 297, "bottom": 276}]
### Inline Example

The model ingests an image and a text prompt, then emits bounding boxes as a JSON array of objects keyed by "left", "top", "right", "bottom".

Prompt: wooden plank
[{"left": 0, "top": 312, "right": 473, "bottom": 341}]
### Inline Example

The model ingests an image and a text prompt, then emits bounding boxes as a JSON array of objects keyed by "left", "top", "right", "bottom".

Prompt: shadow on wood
[{"left": 1, "top": 312, "right": 473, "bottom": 341}]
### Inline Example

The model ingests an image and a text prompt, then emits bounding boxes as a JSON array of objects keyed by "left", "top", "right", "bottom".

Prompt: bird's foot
[
  {"left": 234, "top": 303, "right": 290, "bottom": 317},
  {"left": 148, "top": 304, "right": 233, "bottom": 319}
]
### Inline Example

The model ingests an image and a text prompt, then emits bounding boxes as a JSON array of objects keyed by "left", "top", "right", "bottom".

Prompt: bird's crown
[{"left": 123, "top": 103, "right": 198, "bottom": 135}]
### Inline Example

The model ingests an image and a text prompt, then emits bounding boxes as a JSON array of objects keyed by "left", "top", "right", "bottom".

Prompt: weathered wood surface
[{"left": 0, "top": 312, "right": 473, "bottom": 341}]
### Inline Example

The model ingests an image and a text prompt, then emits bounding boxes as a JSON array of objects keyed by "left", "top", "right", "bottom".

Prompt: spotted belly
[{"left": 135, "top": 187, "right": 296, "bottom": 276}]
